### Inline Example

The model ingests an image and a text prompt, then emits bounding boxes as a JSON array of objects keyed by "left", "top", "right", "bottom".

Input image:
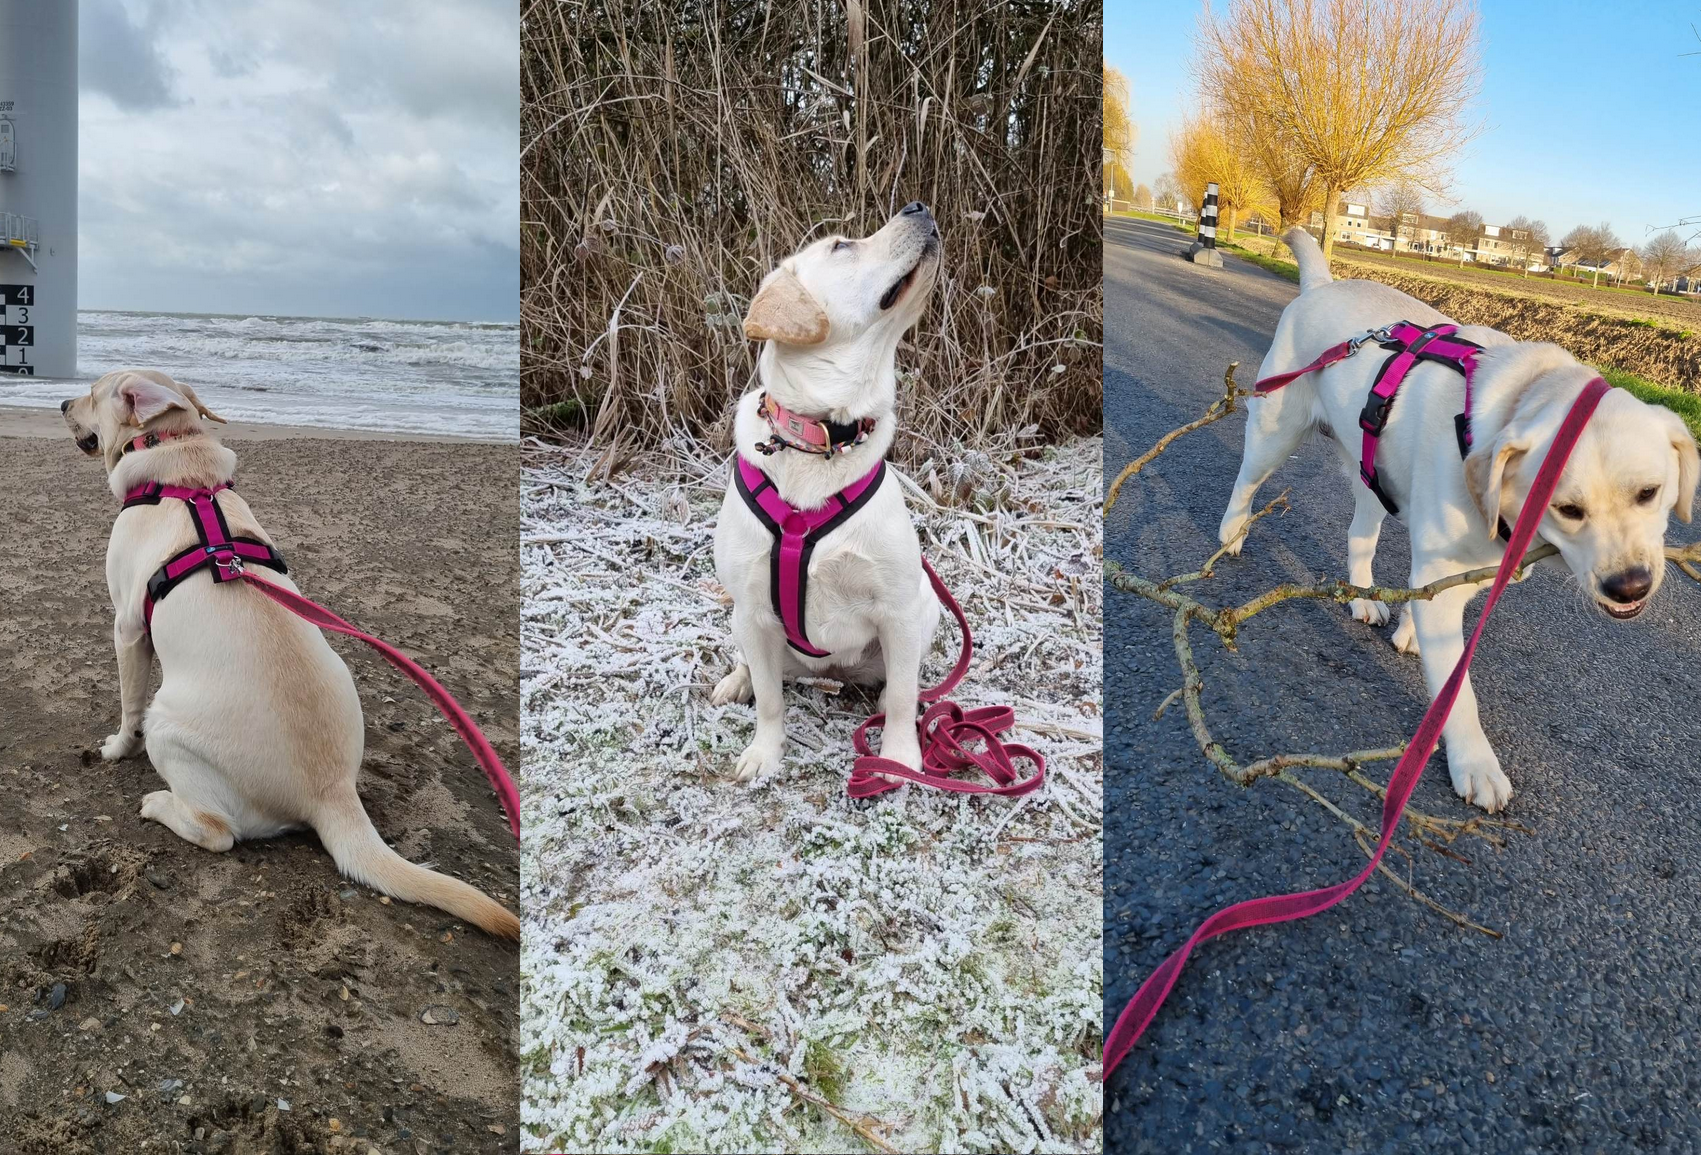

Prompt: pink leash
[
  {"left": 846, "top": 558, "right": 1046, "bottom": 799},
  {"left": 1102, "top": 377, "right": 1613, "bottom": 1078},
  {"left": 238, "top": 573, "right": 522, "bottom": 842}
]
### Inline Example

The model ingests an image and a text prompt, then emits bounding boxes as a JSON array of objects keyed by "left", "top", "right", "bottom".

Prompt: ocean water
[{"left": 0, "top": 310, "right": 519, "bottom": 440}]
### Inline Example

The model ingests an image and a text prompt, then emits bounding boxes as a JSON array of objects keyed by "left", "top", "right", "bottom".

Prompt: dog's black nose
[
  {"left": 1603, "top": 567, "right": 1653, "bottom": 604},
  {"left": 60, "top": 398, "right": 71, "bottom": 413},
  {"left": 901, "top": 201, "right": 929, "bottom": 216}
]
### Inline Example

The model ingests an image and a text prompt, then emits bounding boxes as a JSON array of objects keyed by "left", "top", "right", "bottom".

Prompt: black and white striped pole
[{"left": 1188, "top": 182, "right": 1223, "bottom": 267}]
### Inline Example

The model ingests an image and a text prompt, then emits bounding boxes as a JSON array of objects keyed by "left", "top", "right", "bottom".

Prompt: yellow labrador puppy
[
  {"left": 63, "top": 370, "right": 518, "bottom": 937},
  {"left": 712, "top": 203, "right": 942, "bottom": 782},
  {"left": 1220, "top": 228, "right": 1698, "bottom": 812}
]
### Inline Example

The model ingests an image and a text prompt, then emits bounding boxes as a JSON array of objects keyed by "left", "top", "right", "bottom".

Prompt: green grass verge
[{"left": 1600, "top": 367, "right": 1701, "bottom": 439}]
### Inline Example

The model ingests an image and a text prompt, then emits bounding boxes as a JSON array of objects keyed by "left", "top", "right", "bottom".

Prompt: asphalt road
[{"left": 1103, "top": 215, "right": 1701, "bottom": 1154}]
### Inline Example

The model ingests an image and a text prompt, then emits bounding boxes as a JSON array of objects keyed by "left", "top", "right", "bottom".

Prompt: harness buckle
[
  {"left": 214, "top": 552, "right": 245, "bottom": 576},
  {"left": 1360, "top": 390, "right": 1396, "bottom": 436}
]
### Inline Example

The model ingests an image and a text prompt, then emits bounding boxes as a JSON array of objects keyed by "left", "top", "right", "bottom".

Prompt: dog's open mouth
[
  {"left": 879, "top": 259, "right": 924, "bottom": 311},
  {"left": 75, "top": 432, "right": 99, "bottom": 454},
  {"left": 1600, "top": 598, "right": 1647, "bottom": 620}
]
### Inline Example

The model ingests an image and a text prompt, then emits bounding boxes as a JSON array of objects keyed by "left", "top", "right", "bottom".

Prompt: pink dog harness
[
  {"left": 732, "top": 454, "right": 1044, "bottom": 798},
  {"left": 122, "top": 481, "right": 288, "bottom": 632},
  {"left": 115, "top": 476, "right": 521, "bottom": 842},
  {"left": 734, "top": 455, "right": 885, "bottom": 656},
  {"left": 1255, "top": 320, "right": 1483, "bottom": 515}
]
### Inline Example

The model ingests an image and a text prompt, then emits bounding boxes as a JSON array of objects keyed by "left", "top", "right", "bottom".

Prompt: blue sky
[{"left": 1109, "top": 0, "right": 1701, "bottom": 244}]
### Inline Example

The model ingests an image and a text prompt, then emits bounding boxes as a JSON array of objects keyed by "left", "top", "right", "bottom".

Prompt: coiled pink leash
[{"left": 847, "top": 559, "right": 1046, "bottom": 798}]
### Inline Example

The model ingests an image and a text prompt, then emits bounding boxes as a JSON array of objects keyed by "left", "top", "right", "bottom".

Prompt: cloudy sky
[{"left": 78, "top": 0, "right": 517, "bottom": 321}]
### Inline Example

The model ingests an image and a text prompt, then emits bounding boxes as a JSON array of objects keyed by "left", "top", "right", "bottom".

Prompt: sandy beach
[{"left": 0, "top": 412, "right": 520, "bottom": 1152}]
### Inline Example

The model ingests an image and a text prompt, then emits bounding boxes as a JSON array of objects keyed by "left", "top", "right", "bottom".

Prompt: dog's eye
[
  {"left": 831, "top": 240, "right": 851, "bottom": 253},
  {"left": 1636, "top": 485, "right": 1660, "bottom": 506},
  {"left": 1553, "top": 502, "right": 1586, "bottom": 521}
]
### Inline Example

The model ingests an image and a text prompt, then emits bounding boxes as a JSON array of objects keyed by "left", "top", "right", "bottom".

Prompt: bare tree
[
  {"left": 1558, "top": 225, "right": 1592, "bottom": 278},
  {"left": 1133, "top": 183, "right": 1154, "bottom": 210},
  {"left": 1568, "top": 222, "right": 1623, "bottom": 287},
  {"left": 1153, "top": 171, "right": 1188, "bottom": 213},
  {"left": 1614, "top": 246, "right": 1643, "bottom": 287},
  {"left": 1641, "top": 230, "right": 1687, "bottom": 294},
  {"left": 1444, "top": 210, "right": 1483, "bottom": 266},
  {"left": 1377, "top": 182, "right": 1426, "bottom": 255},
  {"left": 1503, "top": 215, "right": 1548, "bottom": 277},
  {"left": 1197, "top": 0, "right": 1481, "bottom": 258}
]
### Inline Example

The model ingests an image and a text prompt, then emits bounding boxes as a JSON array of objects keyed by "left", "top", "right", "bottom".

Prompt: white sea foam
[{"left": 0, "top": 310, "right": 519, "bottom": 440}]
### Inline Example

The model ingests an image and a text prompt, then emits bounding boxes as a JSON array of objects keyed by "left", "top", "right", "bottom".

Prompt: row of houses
[
  {"left": 1301, "top": 200, "right": 1693, "bottom": 286},
  {"left": 1307, "top": 200, "right": 1549, "bottom": 269}
]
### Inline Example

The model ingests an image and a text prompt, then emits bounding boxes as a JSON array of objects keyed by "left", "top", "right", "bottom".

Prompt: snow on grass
[{"left": 519, "top": 438, "right": 1104, "bottom": 1154}]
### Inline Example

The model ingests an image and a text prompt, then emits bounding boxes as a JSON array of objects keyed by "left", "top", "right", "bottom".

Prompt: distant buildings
[{"left": 1307, "top": 201, "right": 1542, "bottom": 269}]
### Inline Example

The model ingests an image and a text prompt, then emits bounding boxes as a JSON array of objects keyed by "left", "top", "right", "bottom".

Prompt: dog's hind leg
[
  {"left": 1219, "top": 391, "right": 1313, "bottom": 555},
  {"left": 139, "top": 789, "right": 236, "bottom": 853},
  {"left": 711, "top": 662, "right": 753, "bottom": 706},
  {"left": 1346, "top": 485, "right": 1390, "bottom": 626}
]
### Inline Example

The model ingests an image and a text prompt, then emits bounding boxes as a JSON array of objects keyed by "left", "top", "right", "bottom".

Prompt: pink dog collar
[{"left": 754, "top": 392, "right": 876, "bottom": 457}]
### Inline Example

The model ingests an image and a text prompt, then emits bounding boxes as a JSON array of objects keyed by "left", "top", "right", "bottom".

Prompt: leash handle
[
  {"left": 846, "top": 558, "right": 1045, "bottom": 798},
  {"left": 236, "top": 572, "right": 522, "bottom": 843},
  {"left": 1103, "top": 378, "right": 1612, "bottom": 1079}
]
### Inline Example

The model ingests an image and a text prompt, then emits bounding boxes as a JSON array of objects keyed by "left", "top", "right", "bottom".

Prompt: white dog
[
  {"left": 1220, "top": 228, "right": 1697, "bottom": 812},
  {"left": 711, "top": 203, "right": 943, "bottom": 782},
  {"left": 64, "top": 370, "right": 519, "bottom": 937}
]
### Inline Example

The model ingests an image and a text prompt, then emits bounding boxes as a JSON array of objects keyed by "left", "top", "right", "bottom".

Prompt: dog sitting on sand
[{"left": 62, "top": 370, "right": 518, "bottom": 937}]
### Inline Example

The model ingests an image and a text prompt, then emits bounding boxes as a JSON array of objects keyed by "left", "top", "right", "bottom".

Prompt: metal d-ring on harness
[{"left": 1254, "top": 319, "right": 1486, "bottom": 516}]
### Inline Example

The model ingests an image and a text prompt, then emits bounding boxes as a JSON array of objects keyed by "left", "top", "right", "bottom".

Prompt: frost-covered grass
[{"left": 519, "top": 438, "right": 1104, "bottom": 1153}]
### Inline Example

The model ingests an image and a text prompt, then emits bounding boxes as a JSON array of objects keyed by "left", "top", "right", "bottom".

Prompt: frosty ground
[{"left": 518, "top": 439, "right": 1104, "bottom": 1153}]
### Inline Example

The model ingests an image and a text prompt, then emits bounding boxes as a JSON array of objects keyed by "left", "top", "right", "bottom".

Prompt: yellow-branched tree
[
  {"left": 1105, "top": 66, "right": 1136, "bottom": 203},
  {"left": 1170, "top": 113, "right": 1270, "bottom": 243},
  {"left": 1197, "top": 0, "right": 1480, "bottom": 258}
]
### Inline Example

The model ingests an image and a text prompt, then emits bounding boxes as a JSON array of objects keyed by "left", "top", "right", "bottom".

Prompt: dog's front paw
[
  {"left": 1448, "top": 747, "right": 1512, "bottom": 813},
  {"left": 710, "top": 664, "right": 753, "bottom": 706},
  {"left": 1217, "top": 513, "right": 1250, "bottom": 557},
  {"left": 101, "top": 729, "right": 144, "bottom": 762},
  {"left": 1350, "top": 598, "right": 1389, "bottom": 626},
  {"left": 874, "top": 734, "right": 922, "bottom": 785},
  {"left": 1390, "top": 610, "right": 1420, "bottom": 655},
  {"left": 730, "top": 742, "right": 781, "bottom": 783}
]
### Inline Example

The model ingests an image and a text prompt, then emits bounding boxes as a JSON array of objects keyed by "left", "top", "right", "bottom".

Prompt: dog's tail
[
  {"left": 1283, "top": 226, "right": 1333, "bottom": 293},
  {"left": 313, "top": 787, "right": 519, "bottom": 940}
]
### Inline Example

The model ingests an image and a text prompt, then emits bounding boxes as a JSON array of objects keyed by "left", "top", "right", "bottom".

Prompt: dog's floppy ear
[
  {"left": 119, "top": 375, "right": 192, "bottom": 427},
  {"left": 742, "top": 266, "right": 828, "bottom": 346},
  {"left": 172, "top": 379, "right": 227, "bottom": 424},
  {"left": 1464, "top": 430, "right": 1529, "bottom": 537},
  {"left": 1662, "top": 407, "right": 1699, "bottom": 523}
]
